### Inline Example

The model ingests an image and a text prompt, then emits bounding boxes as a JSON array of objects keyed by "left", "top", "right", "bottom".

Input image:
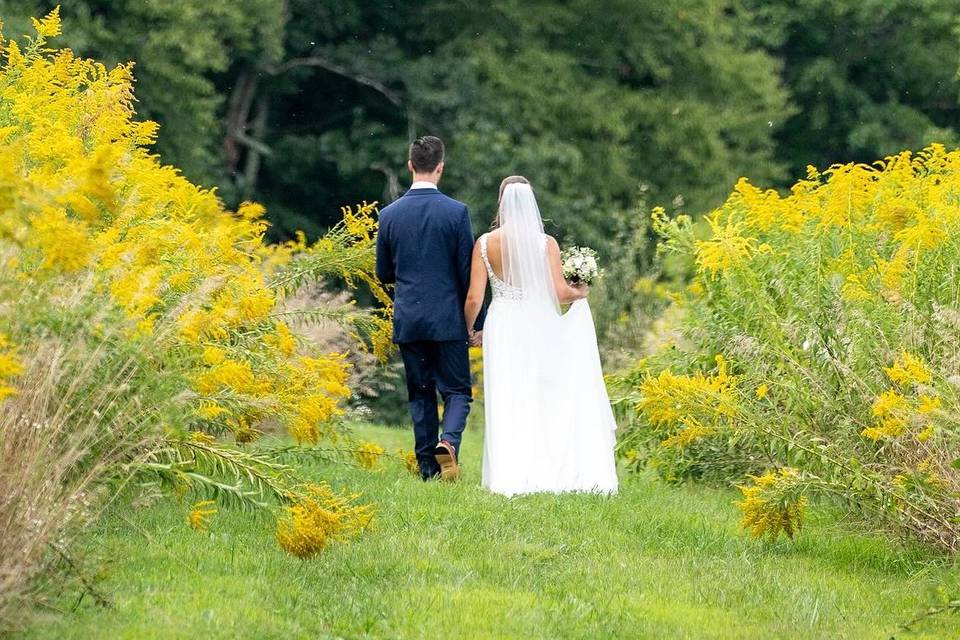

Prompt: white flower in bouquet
[{"left": 560, "top": 245, "right": 601, "bottom": 285}]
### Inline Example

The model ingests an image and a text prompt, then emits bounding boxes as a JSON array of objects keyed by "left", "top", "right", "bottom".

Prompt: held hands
[{"left": 469, "top": 329, "right": 483, "bottom": 347}]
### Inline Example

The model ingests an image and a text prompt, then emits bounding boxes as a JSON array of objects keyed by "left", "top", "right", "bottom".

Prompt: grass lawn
[{"left": 14, "top": 423, "right": 960, "bottom": 639}]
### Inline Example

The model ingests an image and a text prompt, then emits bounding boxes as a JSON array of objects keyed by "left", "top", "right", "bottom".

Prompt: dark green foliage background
[{"left": 3, "top": 0, "right": 958, "bottom": 252}]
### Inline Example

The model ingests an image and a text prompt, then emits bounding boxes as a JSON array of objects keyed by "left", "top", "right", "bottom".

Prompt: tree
[
  {"left": 252, "top": 0, "right": 791, "bottom": 250},
  {"left": 0, "top": 0, "right": 285, "bottom": 184},
  {"left": 745, "top": 0, "right": 960, "bottom": 176},
  {"left": 7, "top": 1, "right": 960, "bottom": 252}
]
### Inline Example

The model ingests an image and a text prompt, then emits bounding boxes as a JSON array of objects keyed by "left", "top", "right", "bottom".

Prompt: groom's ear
[
  {"left": 435, "top": 161, "right": 444, "bottom": 176},
  {"left": 407, "top": 159, "right": 414, "bottom": 174}
]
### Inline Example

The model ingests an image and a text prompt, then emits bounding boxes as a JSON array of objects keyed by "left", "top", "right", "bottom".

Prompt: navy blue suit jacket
[{"left": 376, "top": 188, "right": 475, "bottom": 344}]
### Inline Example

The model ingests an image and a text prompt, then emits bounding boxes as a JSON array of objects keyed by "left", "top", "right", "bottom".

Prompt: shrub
[
  {"left": 611, "top": 145, "right": 960, "bottom": 549},
  {"left": 0, "top": 9, "right": 390, "bottom": 622}
]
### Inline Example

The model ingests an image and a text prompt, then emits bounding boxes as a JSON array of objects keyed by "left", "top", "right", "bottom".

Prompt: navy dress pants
[{"left": 398, "top": 340, "right": 472, "bottom": 479}]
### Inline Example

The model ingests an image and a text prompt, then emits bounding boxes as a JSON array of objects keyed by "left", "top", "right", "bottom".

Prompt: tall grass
[{"left": 0, "top": 292, "right": 177, "bottom": 622}]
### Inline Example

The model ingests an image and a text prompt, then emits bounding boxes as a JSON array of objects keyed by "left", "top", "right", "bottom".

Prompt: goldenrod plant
[
  {"left": 612, "top": 145, "right": 960, "bottom": 549},
  {"left": 275, "top": 483, "right": 374, "bottom": 559},
  {"left": 0, "top": 8, "right": 390, "bottom": 618},
  {"left": 353, "top": 441, "right": 386, "bottom": 470}
]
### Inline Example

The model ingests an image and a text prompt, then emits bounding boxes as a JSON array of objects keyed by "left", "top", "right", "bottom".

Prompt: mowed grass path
[{"left": 17, "top": 423, "right": 960, "bottom": 639}]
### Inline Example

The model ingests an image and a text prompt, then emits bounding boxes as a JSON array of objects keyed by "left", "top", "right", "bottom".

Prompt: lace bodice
[{"left": 479, "top": 234, "right": 524, "bottom": 301}]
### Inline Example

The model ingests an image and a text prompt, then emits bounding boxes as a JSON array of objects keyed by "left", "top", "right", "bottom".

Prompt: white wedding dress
[{"left": 480, "top": 184, "right": 618, "bottom": 497}]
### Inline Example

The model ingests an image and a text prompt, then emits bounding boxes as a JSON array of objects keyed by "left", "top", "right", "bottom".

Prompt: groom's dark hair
[{"left": 409, "top": 136, "right": 445, "bottom": 173}]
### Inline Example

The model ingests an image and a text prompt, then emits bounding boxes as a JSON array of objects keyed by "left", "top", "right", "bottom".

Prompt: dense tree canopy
[
  {"left": 3, "top": 0, "right": 959, "bottom": 252},
  {"left": 746, "top": 0, "right": 960, "bottom": 176},
  {"left": 0, "top": 0, "right": 285, "bottom": 183}
]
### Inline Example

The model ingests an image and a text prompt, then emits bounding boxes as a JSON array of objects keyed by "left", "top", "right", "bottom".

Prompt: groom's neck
[{"left": 411, "top": 172, "right": 440, "bottom": 186}]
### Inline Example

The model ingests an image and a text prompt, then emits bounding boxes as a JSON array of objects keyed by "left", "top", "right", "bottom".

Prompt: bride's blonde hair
[{"left": 492, "top": 175, "right": 530, "bottom": 229}]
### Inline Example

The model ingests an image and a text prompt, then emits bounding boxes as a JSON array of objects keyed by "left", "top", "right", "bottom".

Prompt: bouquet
[{"left": 560, "top": 245, "right": 601, "bottom": 286}]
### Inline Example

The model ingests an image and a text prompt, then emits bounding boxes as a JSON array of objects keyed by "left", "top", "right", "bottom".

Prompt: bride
[{"left": 464, "top": 176, "right": 619, "bottom": 497}]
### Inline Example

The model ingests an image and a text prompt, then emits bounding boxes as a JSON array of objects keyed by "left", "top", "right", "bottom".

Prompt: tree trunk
[
  {"left": 224, "top": 68, "right": 259, "bottom": 179},
  {"left": 242, "top": 95, "right": 269, "bottom": 199}
]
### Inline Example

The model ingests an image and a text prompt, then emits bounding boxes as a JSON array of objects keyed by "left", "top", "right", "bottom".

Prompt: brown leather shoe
[{"left": 434, "top": 440, "right": 460, "bottom": 481}]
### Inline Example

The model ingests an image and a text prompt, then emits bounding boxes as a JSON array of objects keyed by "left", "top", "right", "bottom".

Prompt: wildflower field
[{"left": 3, "top": 7, "right": 960, "bottom": 640}]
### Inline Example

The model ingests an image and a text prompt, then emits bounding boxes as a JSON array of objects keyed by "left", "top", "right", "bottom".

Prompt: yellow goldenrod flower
[
  {"left": 368, "top": 313, "right": 395, "bottom": 363},
  {"left": 735, "top": 469, "right": 807, "bottom": 541},
  {"left": 28, "top": 208, "right": 92, "bottom": 272},
  {"left": 871, "top": 389, "right": 907, "bottom": 418},
  {"left": 353, "top": 441, "right": 385, "bottom": 469},
  {"left": 237, "top": 201, "right": 266, "bottom": 221},
  {"left": 201, "top": 346, "right": 227, "bottom": 366},
  {"left": 686, "top": 279, "right": 705, "bottom": 297},
  {"left": 917, "top": 395, "right": 941, "bottom": 414},
  {"left": 177, "top": 310, "right": 213, "bottom": 343},
  {"left": 874, "top": 249, "right": 908, "bottom": 294},
  {"left": 894, "top": 210, "right": 945, "bottom": 253},
  {"left": 861, "top": 417, "right": 907, "bottom": 441},
  {"left": 396, "top": 449, "right": 420, "bottom": 476},
  {"left": 639, "top": 355, "right": 738, "bottom": 426},
  {"left": 167, "top": 271, "right": 193, "bottom": 291},
  {"left": 875, "top": 199, "right": 917, "bottom": 231},
  {"left": 189, "top": 431, "right": 216, "bottom": 446},
  {"left": 234, "top": 288, "right": 275, "bottom": 324},
  {"left": 0, "top": 334, "right": 23, "bottom": 401},
  {"left": 288, "top": 419, "right": 318, "bottom": 446},
  {"left": 840, "top": 274, "right": 871, "bottom": 302},
  {"left": 0, "top": 336, "right": 24, "bottom": 378},
  {"left": 233, "top": 417, "right": 260, "bottom": 444},
  {"left": 194, "top": 359, "right": 272, "bottom": 396},
  {"left": 276, "top": 484, "right": 372, "bottom": 558},
  {"left": 341, "top": 202, "right": 379, "bottom": 239},
  {"left": 883, "top": 352, "right": 932, "bottom": 387},
  {"left": 31, "top": 6, "right": 61, "bottom": 38},
  {"left": 815, "top": 164, "right": 875, "bottom": 231},
  {"left": 695, "top": 212, "right": 758, "bottom": 279},
  {"left": 264, "top": 321, "right": 298, "bottom": 357},
  {"left": 916, "top": 424, "right": 935, "bottom": 442},
  {"left": 188, "top": 500, "right": 217, "bottom": 532},
  {"left": 196, "top": 402, "right": 228, "bottom": 420},
  {"left": 659, "top": 418, "right": 714, "bottom": 449}
]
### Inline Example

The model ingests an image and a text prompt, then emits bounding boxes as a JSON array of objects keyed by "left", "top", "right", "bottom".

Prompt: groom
[{"left": 376, "top": 136, "right": 475, "bottom": 481}]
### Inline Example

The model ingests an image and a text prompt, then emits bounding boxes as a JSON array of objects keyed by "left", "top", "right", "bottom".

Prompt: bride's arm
[
  {"left": 546, "top": 237, "right": 588, "bottom": 304},
  {"left": 464, "top": 241, "right": 487, "bottom": 336}
]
